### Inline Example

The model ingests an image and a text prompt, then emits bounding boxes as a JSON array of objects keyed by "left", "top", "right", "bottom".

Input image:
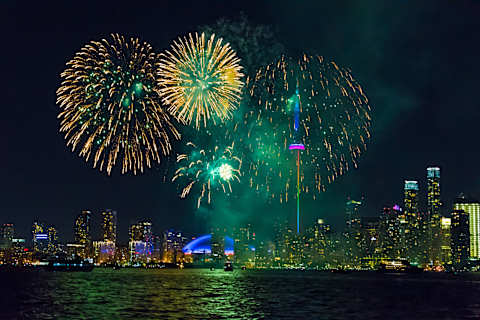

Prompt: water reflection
[{"left": 1, "top": 269, "right": 480, "bottom": 319}]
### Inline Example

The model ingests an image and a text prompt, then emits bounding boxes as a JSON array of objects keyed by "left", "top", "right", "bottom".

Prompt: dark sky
[{"left": 2, "top": 1, "right": 480, "bottom": 243}]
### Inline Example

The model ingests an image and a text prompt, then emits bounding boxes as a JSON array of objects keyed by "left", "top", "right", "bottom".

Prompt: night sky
[{"left": 2, "top": 1, "right": 480, "bottom": 243}]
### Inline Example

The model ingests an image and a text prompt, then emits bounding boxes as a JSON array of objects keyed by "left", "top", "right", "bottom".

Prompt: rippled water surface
[{"left": 1, "top": 269, "right": 480, "bottom": 319}]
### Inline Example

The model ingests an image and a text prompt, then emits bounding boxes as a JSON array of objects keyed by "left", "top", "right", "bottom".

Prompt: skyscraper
[
  {"left": 345, "top": 198, "right": 362, "bottom": 229},
  {"left": 404, "top": 180, "right": 419, "bottom": 262},
  {"left": 0, "top": 223, "right": 14, "bottom": 249},
  {"left": 32, "top": 221, "right": 48, "bottom": 253},
  {"left": 427, "top": 167, "right": 442, "bottom": 265},
  {"left": 129, "top": 221, "right": 153, "bottom": 263},
  {"left": 74, "top": 210, "right": 92, "bottom": 258},
  {"left": 380, "top": 206, "right": 402, "bottom": 259},
  {"left": 101, "top": 209, "right": 117, "bottom": 243},
  {"left": 453, "top": 194, "right": 480, "bottom": 259},
  {"left": 451, "top": 209, "right": 470, "bottom": 270},
  {"left": 440, "top": 217, "right": 452, "bottom": 266},
  {"left": 47, "top": 226, "right": 58, "bottom": 254}
]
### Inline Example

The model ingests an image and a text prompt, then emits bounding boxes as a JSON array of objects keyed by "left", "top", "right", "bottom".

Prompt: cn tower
[{"left": 288, "top": 87, "right": 304, "bottom": 234}]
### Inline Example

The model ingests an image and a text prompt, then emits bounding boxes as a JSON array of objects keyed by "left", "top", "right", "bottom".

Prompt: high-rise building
[
  {"left": 47, "top": 226, "right": 58, "bottom": 254},
  {"left": 101, "top": 209, "right": 117, "bottom": 243},
  {"left": 404, "top": 180, "right": 419, "bottom": 262},
  {"left": 233, "top": 224, "right": 256, "bottom": 267},
  {"left": 129, "top": 221, "right": 153, "bottom": 263},
  {"left": 32, "top": 221, "right": 48, "bottom": 253},
  {"left": 427, "top": 167, "right": 442, "bottom": 265},
  {"left": 346, "top": 199, "right": 362, "bottom": 229},
  {"left": 380, "top": 206, "right": 402, "bottom": 259},
  {"left": 440, "top": 217, "right": 452, "bottom": 266},
  {"left": 0, "top": 223, "right": 14, "bottom": 249},
  {"left": 345, "top": 198, "right": 363, "bottom": 266},
  {"left": 162, "top": 229, "right": 188, "bottom": 264},
  {"left": 453, "top": 194, "right": 480, "bottom": 259},
  {"left": 451, "top": 209, "right": 470, "bottom": 269},
  {"left": 74, "top": 210, "right": 92, "bottom": 258}
]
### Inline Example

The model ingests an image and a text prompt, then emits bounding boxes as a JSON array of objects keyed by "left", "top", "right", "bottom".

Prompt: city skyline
[
  {"left": 2, "top": 1, "right": 480, "bottom": 245},
  {"left": 3, "top": 165, "right": 480, "bottom": 246}
]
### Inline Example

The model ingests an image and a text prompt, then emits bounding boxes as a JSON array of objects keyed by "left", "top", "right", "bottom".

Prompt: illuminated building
[
  {"left": 345, "top": 198, "right": 363, "bottom": 265},
  {"left": 129, "top": 221, "right": 153, "bottom": 263},
  {"left": 233, "top": 224, "right": 256, "bottom": 267},
  {"left": 101, "top": 209, "right": 117, "bottom": 243},
  {"left": 380, "top": 206, "right": 402, "bottom": 259},
  {"left": 403, "top": 180, "right": 419, "bottom": 262},
  {"left": 453, "top": 194, "right": 480, "bottom": 259},
  {"left": 162, "top": 229, "right": 188, "bottom": 263},
  {"left": 359, "top": 217, "right": 381, "bottom": 261},
  {"left": 346, "top": 198, "right": 362, "bottom": 229},
  {"left": 93, "top": 241, "right": 116, "bottom": 264},
  {"left": 427, "top": 167, "right": 442, "bottom": 265},
  {"left": 0, "top": 223, "right": 14, "bottom": 249},
  {"left": 47, "top": 226, "right": 58, "bottom": 254},
  {"left": 74, "top": 210, "right": 92, "bottom": 258},
  {"left": 440, "top": 217, "right": 452, "bottom": 265},
  {"left": 32, "top": 221, "right": 48, "bottom": 253},
  {"left": 451, "top": 209, "right": 470, "bottom": 269}
]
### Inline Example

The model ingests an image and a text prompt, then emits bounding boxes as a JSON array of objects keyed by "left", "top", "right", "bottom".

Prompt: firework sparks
[
  {"left": 172, "top": 142, "right": 242, "bottom": 208},
  {"left": 157, "top": 32, "right": 244, "bottom": 129},
  {"left": 57, "top": 34, "right": 180, "bottom": 175},
  {"left": 241, "top": 54, "right": 372, "bottom": 202}
]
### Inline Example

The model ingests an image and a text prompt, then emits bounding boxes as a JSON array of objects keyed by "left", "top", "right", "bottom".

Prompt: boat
[
  {"left": 377, "top": 260, "right": 422, "bottom": 274},
  {"left": 224, "top": 262, "right": 233, "bottom": 271},
  {"left": 47, "top": 259, "right": 94, "bottom": 272}
]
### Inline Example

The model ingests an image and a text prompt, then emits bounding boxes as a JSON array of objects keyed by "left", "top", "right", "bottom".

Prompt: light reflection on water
[{"left": 1, "top": 269, "right": 480, "bottom": 319}]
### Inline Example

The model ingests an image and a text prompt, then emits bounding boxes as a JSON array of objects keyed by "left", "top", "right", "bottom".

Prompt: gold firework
[
  {"left": 57, "top": 34, "right": 180, "bottom": 175},
  {"left": 157, "top": 32, "right": 244, "bottom": 129}
]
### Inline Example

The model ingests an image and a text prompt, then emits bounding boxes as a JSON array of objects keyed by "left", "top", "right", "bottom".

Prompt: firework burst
[
  {"left": 157, "top": 32, "right": 244, "bottom": 129},
  {"left": 172, "top": 142, "right": 242, "bottom": 208},
  {"left": 57, "top": 34, "right": 180, "bottom": 175},
  {"left": 242, "top": 54, "right": 372, "bottom": 202}
]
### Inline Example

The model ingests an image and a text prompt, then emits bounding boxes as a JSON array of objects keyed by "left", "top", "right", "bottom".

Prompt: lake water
[{"left": 1, "top": 269, "right": 480, "bottom": 319}]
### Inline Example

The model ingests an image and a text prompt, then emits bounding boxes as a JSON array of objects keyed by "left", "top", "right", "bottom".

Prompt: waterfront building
[
  {"left": 453, "top": 194, "right": 480, "bottom": 259},
  {"left": 32, "top": 221, "right": 48, "bottom": 253},
  {"left": 93, "top": 241, "right": 116, "bottom": 264},
  {"left": 379, "top": 206, "right": 402, "bottom": 259},
  {"left": 403, "top": 180, "right": 419, "bottom": 262},
  {"left": 451, "top": 209, "right": 470, "bottom": 269},
  {"left": 74, "top": 210, "right": 92, "bottom": 258},
  {"left": 129, "top": 221, "right": 153, "bottom": 263},
  {"left": 233, "top": 224, "right": 256, "bottom": 267},
  {"left": 101, "top": 209, "right": 117, "bottom": 243},
  {"left": 47, "top": 226, "right": 58, "bottom": 254},
  {"left": 162, "top": 229, "right": 188, "bottom": 263},
  {"left": 0, "top": 223, "right": 14, "bottom": 249},
  {"left": 440, "top": 217, "right": 452, "bottom": 265},
  {"left": 345, "top": 198, "right": 363, "bottom": 266},
  {"left": 427, "top": 167, "right": 442, "bottom": 265}
]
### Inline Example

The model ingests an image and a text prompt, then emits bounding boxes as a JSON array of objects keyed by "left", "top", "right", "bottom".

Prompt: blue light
[{"left": 182, "top": 234, "right": 235, "bottom": 255}]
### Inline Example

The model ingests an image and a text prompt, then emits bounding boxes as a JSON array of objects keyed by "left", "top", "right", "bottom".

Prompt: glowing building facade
[
  {"left": 451, "top": 209, "right": 470, "bottom": 269},
  {"left": 453, "top": 195, "right": 480, "bottom": 259},
  {"left": 404, "top": 181, "right": 419, "bottom": 261},
  {"left": 101, "top": 209, "right": 117, "bottom": 243},
  {"left": 427, "top": 167, "right": 442, "bottom": 265},
  {"left": 129, "top": 221, "right": 153, "bottom": 263},
  {"left": 380, "top": 206, "right": 402, "bottom": 259},
  {"left": 440, "top": 217, "right": 452, "bottom": 265},
  {"left": 32, "top": 221, "right": 48, "bottom": 253},
  {"left": 47, "top": 226, "right": 58, "bottom": 254},
  {"left": 74, "top": 210, "right": 92, "bottom": 258}
]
